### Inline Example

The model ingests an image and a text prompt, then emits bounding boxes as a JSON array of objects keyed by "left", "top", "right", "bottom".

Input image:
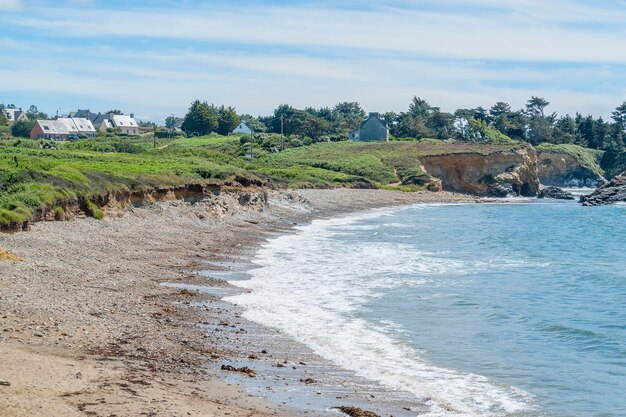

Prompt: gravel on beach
[{"left": 0, "top": 188, "right": 477, "bottom": 417}]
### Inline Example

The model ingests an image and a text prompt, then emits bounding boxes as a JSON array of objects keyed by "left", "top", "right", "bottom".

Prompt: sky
[{"left": 2, "top": 0, "right": 626, "bottom": 122}]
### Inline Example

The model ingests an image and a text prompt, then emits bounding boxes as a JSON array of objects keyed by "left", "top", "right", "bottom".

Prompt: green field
[{"left": 0, "top": 135, "right": 520, "bottom": 228}]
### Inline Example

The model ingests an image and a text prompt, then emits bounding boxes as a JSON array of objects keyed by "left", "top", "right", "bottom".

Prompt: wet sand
[{"left": 0, "top": 189, "right": 478, "bottom": 417}]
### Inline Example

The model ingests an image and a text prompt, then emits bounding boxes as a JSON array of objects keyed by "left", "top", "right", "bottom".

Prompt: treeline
[{"left": 177, "top": 97, "right": 626, "bottom": 154}]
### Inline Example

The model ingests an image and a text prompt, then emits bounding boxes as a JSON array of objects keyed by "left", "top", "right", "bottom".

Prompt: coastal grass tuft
[{"left": 0, "top": 248, "right": 23, "bottom": 262}]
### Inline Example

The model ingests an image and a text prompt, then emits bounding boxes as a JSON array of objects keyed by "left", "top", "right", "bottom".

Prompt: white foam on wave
[{"left": 225, "top": 205, "right": 536, "bottom": 416}]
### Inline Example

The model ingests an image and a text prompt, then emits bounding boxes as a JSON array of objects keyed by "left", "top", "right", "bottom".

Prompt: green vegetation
[
  {"left": 536, "top": 143, "right": 605, "bottom": 176},
  {"left": 0, "top": 133, "right": 522, "bottom": 228}
]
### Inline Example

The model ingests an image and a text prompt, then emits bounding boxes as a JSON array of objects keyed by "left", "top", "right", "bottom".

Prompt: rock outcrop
[
  {"left": 580, "top": 173, "right": 626, "bottom": 206},
  {"left": 538, "top": 186, "right": 575, "bottom": 200},
  {"left": 419, "top": 145, "right": 540, "bottom": 197},
  {"left": 538, "top": 152, "right": 606, "bottom": 187}
]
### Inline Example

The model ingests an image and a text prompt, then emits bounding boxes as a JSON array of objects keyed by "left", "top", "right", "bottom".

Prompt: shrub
[{"left": 10, "top": 119, "right": 35, "bottom": 138}]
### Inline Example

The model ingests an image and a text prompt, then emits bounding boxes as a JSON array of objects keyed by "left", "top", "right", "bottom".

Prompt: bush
[{"left": 11, "top": 119, "right": 35, "bottom": 138}]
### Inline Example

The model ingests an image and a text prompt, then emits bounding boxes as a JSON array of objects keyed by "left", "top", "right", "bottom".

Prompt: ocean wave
[{"left": 226, "top": 206, "right": 537, "bottom": 416}]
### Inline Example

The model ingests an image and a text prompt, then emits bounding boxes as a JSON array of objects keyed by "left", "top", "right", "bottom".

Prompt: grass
[
  {"left": 0, "top": 134, "right": 522, "bottom": 228},
  {"left": 536, "top": 143, "right": 605, "bottom": 176},
  {"left": 0, "top": 248, "right": 23, "bottom": 262},
  {"left": 262, "top": 140, "right": 522, "bottom": 185}
]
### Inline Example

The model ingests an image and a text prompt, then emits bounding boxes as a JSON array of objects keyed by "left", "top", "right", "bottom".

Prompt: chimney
[{"left": 369, "top": 112, "right": 380, "bottom": 119}]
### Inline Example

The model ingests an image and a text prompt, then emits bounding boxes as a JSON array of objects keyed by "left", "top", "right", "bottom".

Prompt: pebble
[{"left": 0, "top": 380, "right": 10, "bottom": 386}]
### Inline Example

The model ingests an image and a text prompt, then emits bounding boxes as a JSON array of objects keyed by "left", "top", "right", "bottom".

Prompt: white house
[
  {"left": 232, "top": 122, "right": 252, "bottom": 135},
  {"left": 30, "top": 118, "right": 96, "bottom": 140},
  {"left": 3, "top": 108, "right": 28, "bottom": 124},
  {"left": 110, "top": 114, "right": 139, "bottom": 135}
]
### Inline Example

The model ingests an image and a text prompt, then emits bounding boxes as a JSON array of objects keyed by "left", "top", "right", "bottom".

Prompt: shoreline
[{"left": 0, "top": 189, "right": 480, "bottom": 417}]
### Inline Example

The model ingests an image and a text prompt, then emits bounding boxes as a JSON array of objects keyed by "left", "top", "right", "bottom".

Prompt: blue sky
[{"left": 2, "top": 0, "right": 626, "bottom": 122}]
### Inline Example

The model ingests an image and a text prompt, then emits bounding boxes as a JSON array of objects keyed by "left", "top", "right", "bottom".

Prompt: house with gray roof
[
  {"left": 348, "top": 112, "right": 389, "bottom": 141},
  {"left": 30, "top": 118, "right": 96, "bottom": 141},
  {"left": 232, "top": 121, "right": 252, "bottom": 135}
]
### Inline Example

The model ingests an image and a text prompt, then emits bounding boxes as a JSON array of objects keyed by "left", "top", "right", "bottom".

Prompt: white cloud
[
  {"left": 3, "top": 1, "right": 626, "bottom": 120},
  {"left": 0, "top": 0, "right": 21, "bottom": 10},
  {"left": 8, "top": 3, "right": 626, "bottom": 63}
]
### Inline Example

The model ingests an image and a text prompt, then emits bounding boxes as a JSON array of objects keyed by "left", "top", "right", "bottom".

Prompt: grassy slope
[
  {"left": 262, "top": 140, "right": 523, "bottom": 184},
  {"left": 0, "top": 135, "right": 521, "bottom": 227},
  {"left": 535, "top": 143, "right": 605, "bottom": 176}
]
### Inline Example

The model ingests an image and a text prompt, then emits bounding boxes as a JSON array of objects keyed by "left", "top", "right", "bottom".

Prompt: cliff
[
  {"left": 535, "top": 144, "right": 606, "bottom": 187},
  {"left": 418, "top": 145, "right": 540, "bottom": 197}
]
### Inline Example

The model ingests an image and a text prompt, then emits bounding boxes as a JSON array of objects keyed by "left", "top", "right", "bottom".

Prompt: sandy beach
[{"left": 0, "top": 188, "right": 478, "bottom": 417}]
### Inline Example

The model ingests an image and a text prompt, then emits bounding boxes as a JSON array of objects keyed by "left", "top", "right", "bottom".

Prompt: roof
[
  {"left": 37, "top": 120, "right": 69, "bottom": 135},
  {"left": 72, "top": 109, "right": 99, "bottom": 122},
  {"left": 92, "top": 114, "right": 109, "bottom": 126},
  {"left": 69, "top": 118, "right": 96, "bottom": 133},
  {"left": 360, "top": 112, "right": 387, "bottom": 129},
  {"left": 111, "top": 115, "right": 138, "bottom": 128},
  {"left": 36, "top": 118, "right": 96, "bottom": 135}
]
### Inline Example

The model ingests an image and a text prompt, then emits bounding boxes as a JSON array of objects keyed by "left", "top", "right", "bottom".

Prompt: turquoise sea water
[{"left": 228, "top": 200, "right": 626, "bottom": 417}]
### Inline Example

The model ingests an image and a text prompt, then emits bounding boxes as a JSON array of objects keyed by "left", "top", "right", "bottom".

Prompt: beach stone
[
  {"left": 538, "top": 186, "right": 575, "bottom": 200},
  {"left": 581, "top": 174, "right": 626, "bottom": 206},
  {"left": 0, "top": 380, "right": 10, "bottom": 386},
  {"left": 333, "top": 406, "right": 381, "bottom": 417}
]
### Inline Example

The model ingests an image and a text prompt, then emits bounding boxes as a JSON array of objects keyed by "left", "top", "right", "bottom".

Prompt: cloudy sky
[{"left": 1, "top": 0, "right": 626, "bottom": 122}]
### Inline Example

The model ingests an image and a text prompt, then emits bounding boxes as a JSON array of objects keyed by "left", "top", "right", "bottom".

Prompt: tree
[
  {"left": 427, "top": 110, "right": 455, "bottom": 139},
  {"left": 27, "top": 105, "right": 39, "bottom": 119},
  {"left": 525, "top": 96, "right": 550, "bottom": 118},
  {"left": 241, "top": 115, "right": 267, "bottom": 133},
  {"left": 181, "top": 100, "right": 218, "bottom": 136},
  {"left": 106, "top": 109, "right": 124, "bottom": 115},
  {"left": 611, "top": 101, "right": 626, "bottom": 130},
  {"left": 333, "top": 102, "right": 366, "bottom": 133},
  {"left": 165, "top": 115, "right": 182, "bottom": 130},
  {"left": 11, "top": 119, "right": 35, "bottom": 138},
  {"left": 217, "top": 106, "right": 241, "bottom": 135},
  {"left": 0, "top": 104, "right": 7, "bottom": 126},
  {"left": 552, "top": 115, "right": 576, "bottom": 144},
  {"left": 591, "top": 117, "right": 607, "bottom": 150},
  {"left": 408, "top": 97, "right": 433, "bottom": 118}
]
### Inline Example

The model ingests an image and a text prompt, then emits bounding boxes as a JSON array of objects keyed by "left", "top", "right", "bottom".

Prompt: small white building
[
  {"left": 111, "top": 114, "right": 139, "bottom": 135},
  {"left": 3, "top": 108, "right": 28, "bottom": 124},
  {"left": 232, "top": 122, "right": 252, "bottom": 135}
]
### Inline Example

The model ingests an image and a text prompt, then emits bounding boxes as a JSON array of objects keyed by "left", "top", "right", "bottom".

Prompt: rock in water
[
  {"left": 580, "top": 174, "right": 626, "bottom": 206},
  {"left": 333, "top": 406, "right": 381, "bottom": 417},
  {"left": 538, "top": 186, "right": 575, "bottom": 200}
]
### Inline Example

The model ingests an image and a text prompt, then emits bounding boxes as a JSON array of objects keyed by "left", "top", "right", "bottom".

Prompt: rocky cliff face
[
  {"left": 538, "top": 152, "right": 606, "bottom": 187},
  {"left": 419, "top": 146, "right": 540, "bottom": 197}
]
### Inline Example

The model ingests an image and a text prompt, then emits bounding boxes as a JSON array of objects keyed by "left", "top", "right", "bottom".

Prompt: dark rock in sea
[
  {"left": 333, "top": 406, "right": 381, "bottom": 417},
  {"left": 580, "top": 174, "right": 626, "bottom": 206},
  {"left": 538, "top": 187, "right": 575, "bottom": 200}
]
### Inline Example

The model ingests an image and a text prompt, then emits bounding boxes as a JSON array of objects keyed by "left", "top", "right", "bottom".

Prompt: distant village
[
  {"left": 1, "top": 104, "right": 391, "bottom": 143},
  {"left": 3, "top": 108, "right": 142, "bottom": 141}
]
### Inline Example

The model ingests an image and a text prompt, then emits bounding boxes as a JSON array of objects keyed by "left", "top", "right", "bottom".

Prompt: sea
[{"left": 226, "top": 195, "right": 626, "bottom": 417}]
